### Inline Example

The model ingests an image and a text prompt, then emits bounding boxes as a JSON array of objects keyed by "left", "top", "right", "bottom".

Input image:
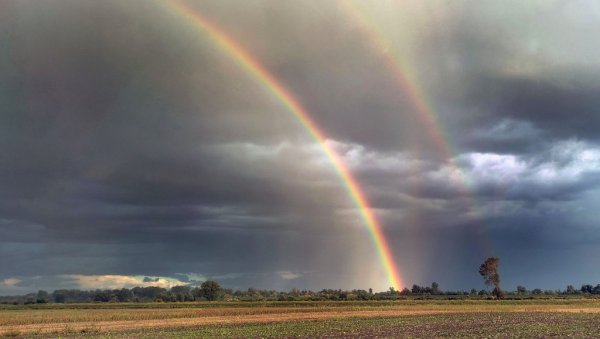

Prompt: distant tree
[
  {"left": 411, "top": 284, "right": 422, "bottom": 295},
  {"left": 354, "top": 289, "right": 371, "bottom": 300},
  {"left": 581, "top": 285, "right": 593, "bottom": 294},
  {"left": 431, "top": 282, "right": 441, "bottom": 295},
  {"left": 400, "top": 288, "right": 410, "bottom": 295},
  {"left": 115, "top": 288, "right": 133, "bottom": 302},
  {"left": 158, "top": 291, "right": 175, "bottom": 302},
  {"left": 470, "top": 288, "right": 477, "bottom": 295},
  {"left": 199, "top": 280, "right": 224, "bottom": 301},
  {"left": 171, "top": 286, "right": 193, "bottom": 302},
  {"left": 50, "top": 289, "right": 94, "bottom": 303},
  {"left": 192, "top": 287, "right": 202, "bottom": 300},
  {"left": 93, "top": 290, "right": 113, "bottom": 302},
  {"left": 36, "top": 290, "right": 49, "bottom": 303},
  {"left": 516, "top": 286, "right": 527, "bottom": 295},
  {"left": 566, "top": 285, "right": 576, "bottom": 294},
  {"left": 24, "top": 293, "right": 36, "bottom": 305},
  {"left": 479, "top": 257, "right": 502, "bottom": 298},
  {"left": 53, "top": 290, "right": 67, "bottom": 303},
  {"left": 132, "top": 286, "right": 166, "bottom": 301},
  {"left": 532, "top": 288, "right": 543, "bottom": 295}
]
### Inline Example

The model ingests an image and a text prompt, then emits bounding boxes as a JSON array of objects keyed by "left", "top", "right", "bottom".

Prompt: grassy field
[{"left": 1, "top": 299, "right": 599, "bottom": 337}]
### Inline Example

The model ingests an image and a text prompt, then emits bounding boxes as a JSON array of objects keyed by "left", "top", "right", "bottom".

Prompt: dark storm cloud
[
  {"left": 0, "top": 0, "right": 347, "bottom": 224},
  {"left": 1, "top": 0, "right": 600, "bottom": 293},
  {"left": 463, "top": 71, "right": 600, "bottom": 145},
  {"left": 404, "top": 0, "right": 600, "bottom": 155},
  {"left": 0, "top": 0, "right": 363, "bottom": 292}
]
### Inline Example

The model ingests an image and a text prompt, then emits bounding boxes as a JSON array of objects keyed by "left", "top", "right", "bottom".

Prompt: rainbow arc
[
  {"left": 341, "top": 0, "right": 492, "bottom": 256},
  {"left": 168, "top": 0, "right": 404, "bottom": 289}
]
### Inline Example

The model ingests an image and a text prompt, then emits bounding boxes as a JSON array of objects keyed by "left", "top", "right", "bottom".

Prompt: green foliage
[
  {"left": 171, "top": 286, "right": 193, "bottom": 302},
  {"left": 479, "top": 257, "right": 502, "bottom": 298},
  {"left": 198, "top": 280, "right": 224, "bottom": 301},
  {"left": 3, "top": 276, "right": 600, "bottom": 305},
  {"left": 36, "top": 290, "right": 49, "bottom": 304}
]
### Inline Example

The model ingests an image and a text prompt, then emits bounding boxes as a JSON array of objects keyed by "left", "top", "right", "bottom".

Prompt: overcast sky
[{"left": 2, "top": 0, "right": 600, "bottom": 294}]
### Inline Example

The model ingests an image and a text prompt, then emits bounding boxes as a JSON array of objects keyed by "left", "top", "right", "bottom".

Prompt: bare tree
[{"left": 479, "top": 257, "right": 503, "bottom": 298}]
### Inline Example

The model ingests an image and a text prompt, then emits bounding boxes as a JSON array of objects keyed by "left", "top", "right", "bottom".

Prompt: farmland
[{"left": 1, "top": 299, "right": 599, "bottom": 337}]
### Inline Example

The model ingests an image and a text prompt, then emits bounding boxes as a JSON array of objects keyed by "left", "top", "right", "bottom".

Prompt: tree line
[
  {"left": 1, "top": 257, "right": 598, "bottom": 304},
  {"left": 1, "top": 281, "right": 600, "bottom": 305}
]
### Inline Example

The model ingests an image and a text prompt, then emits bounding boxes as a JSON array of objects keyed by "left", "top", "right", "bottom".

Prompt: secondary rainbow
[
  {"left": 339, "top": 1, "right": 455, "bottom": 164},
  {"left": 340, "top": 1, "right": 492, "bottom": 255},
  {"left": 167, "top": 0, "right": 404, "bottom": 289}
]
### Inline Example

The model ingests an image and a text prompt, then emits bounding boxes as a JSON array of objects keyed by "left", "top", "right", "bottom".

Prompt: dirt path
[
  {"left": 0, "top": 309, "right": 455, "bottom": 335},
  {"left": 1, "top": 307, "right": 599, "bottom": 335}
]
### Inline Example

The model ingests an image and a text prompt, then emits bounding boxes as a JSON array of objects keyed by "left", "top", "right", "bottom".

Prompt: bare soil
[{"left": 1, "top": 301, "right": 599, "bottom": 336}]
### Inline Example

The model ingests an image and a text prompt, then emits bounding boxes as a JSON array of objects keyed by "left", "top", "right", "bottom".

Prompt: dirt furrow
[
  {"left": 1, "top": 307, "right": 599, "bottom": 335},
  {"left": 0, "top": 309, "right": 453, "bottom": 335}
]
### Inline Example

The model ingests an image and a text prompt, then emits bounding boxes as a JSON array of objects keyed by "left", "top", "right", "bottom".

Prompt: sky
[{"left": 1, "top": 0, "right": 600, "bottom": 295}]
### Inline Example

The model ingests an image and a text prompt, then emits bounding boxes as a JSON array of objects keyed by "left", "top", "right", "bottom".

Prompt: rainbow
[
  {"left": 339, "top": 1, "right": 454, "bottom": 165},
  {"left": 167, "top": 0, "right": 404, "bottom": 289},
  {"left": 340, "top": 1, "right": 492, "bottom": 255}
]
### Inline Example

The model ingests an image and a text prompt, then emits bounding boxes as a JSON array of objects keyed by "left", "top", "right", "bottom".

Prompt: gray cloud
[{"left": 1, "top": 0, "right": 600, "bottom": 294}]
